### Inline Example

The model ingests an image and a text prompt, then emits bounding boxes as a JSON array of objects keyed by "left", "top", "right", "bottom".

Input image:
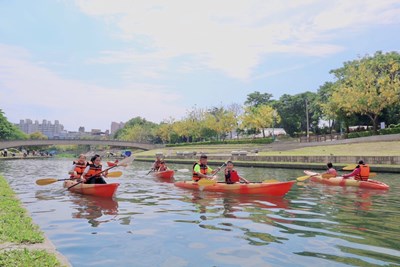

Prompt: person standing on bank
[
  {"left": 81, "top": 154, "right": 108, "bottom": 184},
  {"left": 343, "top": 160, "right": 370, "bottom": 181},
  {"left": 192, "top": 154, "right": 220, "bottom": 182}
]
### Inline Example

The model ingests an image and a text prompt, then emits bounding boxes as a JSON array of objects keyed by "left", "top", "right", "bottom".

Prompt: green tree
[
  {"left": 29, "top": 131, "right": 48, "bottom": 140},
  {"left": 0, "top": 110, "right": 27, "bottom": 140},
  {"left": 329, "top": 51, "right": 400, "bottom": 133},
  {"left": 204, "top": 107, "right": 237, "bottom": 140},
  {"left": 273, "top": 92, "right": 318, "bottom": 136},
  {"left": 245, "top": 91, "right": 273, "bottom": 107},
  {"left": 241, "top": 105, "right": 280, "bottom": 138}
]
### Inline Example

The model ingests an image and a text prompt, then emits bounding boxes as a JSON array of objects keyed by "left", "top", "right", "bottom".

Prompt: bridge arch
[{"left": 0, "top": 139, "right": 162, "bottom": 151}]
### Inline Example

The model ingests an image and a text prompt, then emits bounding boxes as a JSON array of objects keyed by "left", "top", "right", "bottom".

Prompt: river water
[{"left": 1, "top": 158, "right": 399, "bottom": 267}]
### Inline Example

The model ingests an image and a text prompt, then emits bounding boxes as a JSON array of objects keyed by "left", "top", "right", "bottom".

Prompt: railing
[{"left": 299, "top": 134, "right": 346, "bottom": 143}]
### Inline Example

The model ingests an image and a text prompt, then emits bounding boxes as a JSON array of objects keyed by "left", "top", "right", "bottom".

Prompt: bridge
[{"left": 0, "top": 139, "right": 162, "bottom": 151}]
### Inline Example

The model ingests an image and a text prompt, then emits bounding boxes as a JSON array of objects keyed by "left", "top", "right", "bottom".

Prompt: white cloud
[
  {"left": 74, "top": 0, "right": 400, "bottom": 80},
  {"left": 0, "top": 44, "right": 185, "bottom": 131}
]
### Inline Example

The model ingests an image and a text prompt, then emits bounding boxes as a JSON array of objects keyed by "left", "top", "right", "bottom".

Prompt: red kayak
[
  {"left": 152, "top": 170, "right": 175, "bottom": 180},
  {"left": 63, "top": 180, "right": 119, "bottom": 198},
  {"left": 304, "top": 171, "right": 389, "bottom": 190},
  {"left": 107, "top": 161, "right": 117, "bottom": 167},
  {"left": 174, "top": 180, "right": 295, "bottom": 196}
]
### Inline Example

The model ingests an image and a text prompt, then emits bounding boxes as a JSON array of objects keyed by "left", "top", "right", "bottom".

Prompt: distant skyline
[{"left": 1, "top": 1, "right": 399, "bottom": 131}]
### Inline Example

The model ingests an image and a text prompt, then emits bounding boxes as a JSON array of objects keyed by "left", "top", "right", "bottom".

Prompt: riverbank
[
  {"left": 134, "top": 157, "right": 400, "bottom": 173},
  {"left": 0, "top": 176, "right": 70, "bottom": 267},
  {"left": 133, "top": 138, "right": 400, "bottom": 173}
]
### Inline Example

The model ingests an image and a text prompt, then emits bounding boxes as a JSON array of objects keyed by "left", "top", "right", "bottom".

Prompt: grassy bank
[
  {"left": 135, "top": 141, "right": 400, "bottom": 157},
  {"left": 0, "top": 176, "right": 65, "bottom": 267}
]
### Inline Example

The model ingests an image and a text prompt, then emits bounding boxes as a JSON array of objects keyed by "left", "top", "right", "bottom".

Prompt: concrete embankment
[{"left": 134, "top": 156, "right": 400, "bottom": 173}]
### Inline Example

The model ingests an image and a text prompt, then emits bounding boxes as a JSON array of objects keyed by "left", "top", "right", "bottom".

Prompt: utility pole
[{"left": 305, "top": 99, "right": 309, "bottom": 141}]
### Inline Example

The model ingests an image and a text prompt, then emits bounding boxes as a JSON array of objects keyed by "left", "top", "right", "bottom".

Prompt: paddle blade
[
  {"left": 321, "top": 173, "right": 335, "bottom": 179},
  {"left": 262, "top": 179, "right": 279, "bottom": 183},
  {"left": 117, "top": 156, "right": 134, "bottom": 167},
  {"left": 342, "top": 164, "right": 357, "bottom": 171},
  {"left": 296, "top": 175, "right": 310, "bottom": 182},
  {"left": 198, "top": 179, "right": 217, "bottom": 186},
  {"left": 107, "top": 171, "right": 122, "bottom": 178},
  {"left": 175, "top": 169, "right": 189, "bottom": 173},
  {"left": 369, "top": 172, "right": 377, "bottom": 178},
  {"left": 36, "top": 178, "right": 59, "bottom": 186}
]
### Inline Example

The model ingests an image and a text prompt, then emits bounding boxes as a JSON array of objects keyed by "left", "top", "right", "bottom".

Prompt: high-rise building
[
  {"left": 16, "top": 119, "right": 65, "bottom": 138},
  {"left": 111, "top": 121, "right": 125, "bottom": 135}
]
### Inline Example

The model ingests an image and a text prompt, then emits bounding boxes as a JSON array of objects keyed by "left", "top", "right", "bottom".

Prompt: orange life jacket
[
  {"left": 192, "top": 162, "right": 210, "bottom": 181},
  {"left": 84, "top": 163, "right": 103, "bottom": 178},
  {"left": 71, "top": 161, "right": 87, "bottom": 178},
  {"left": 225, "top": 169, "right": 239, "bottom": 184},
  {"left": 355, "top": 164, "right": 370, "bottom": 181}
]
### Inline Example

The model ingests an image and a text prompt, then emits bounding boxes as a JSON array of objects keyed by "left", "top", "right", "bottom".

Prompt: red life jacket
[
  {"left": 192, "top": 162, "right": 209, "bottom": 181},
  {"left": 153, "top": 159, "right": 161, "bottom": 170},
  {"left": 84, "top": 163, "right": 103, "bottom": 178},
  {"left": 71, "top": 161, "right": 87, "bottom": 178},
  {"left": 355, "top": 164, "right": 370, "bottom": 181},
  {"left": 225, "top": 169, "right": 240, "bottom": 184}
]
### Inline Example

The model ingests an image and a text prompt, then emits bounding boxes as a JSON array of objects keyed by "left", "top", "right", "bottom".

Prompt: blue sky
[{"left": 0, "top": 0, "right": 399, "bottom": 131}]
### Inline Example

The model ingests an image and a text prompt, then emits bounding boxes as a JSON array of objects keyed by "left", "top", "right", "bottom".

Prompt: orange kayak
[
  {"left": 63, "top": 180, "right": 119, "bottom": 198},
  {"left": 304, "top": 171, "right": 389, "bottom": 190},
  {"left": 174, "top": 180, "right": 295, "bottom": 196},
  {"left": 152, "top": 170, "right": 175, "bottom": 180}
]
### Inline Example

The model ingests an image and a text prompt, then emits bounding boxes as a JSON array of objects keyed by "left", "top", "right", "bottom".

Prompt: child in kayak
[
  {"left": 82, "top": 154, "right": 107, "bottom": 184},
  {"left": 157, "top": 161, "right": 168, "bottom": 172},
  {"left": 325, "top": 162, "right": 338, "bottom": 177},
  {"left": 68, "top": 154, "right": 88, "bottom": 180},
  {"left": 224, "top": 161, "right": 249, "bottom": 184}
]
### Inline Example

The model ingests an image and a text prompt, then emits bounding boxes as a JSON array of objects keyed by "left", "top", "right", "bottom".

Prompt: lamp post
[
  {"left": 305, "top": 99, "right": 309, "bottom": 141},
  {"left": 272, "top": 110, "right": 277, "bottom": 141}
]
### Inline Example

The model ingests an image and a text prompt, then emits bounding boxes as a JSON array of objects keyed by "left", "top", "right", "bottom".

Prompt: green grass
[
  {"left": 257, "top": 141, "right": 400, "bottom": 156},
  {"left": 136, "top": 141, "right": 400, "bottom": 157},
  {"left": 0, "top": 176, "right": 65, "bottom": 266},
  {"left": 0, "top": 177, "right": 44, "bottom": 244},
  {"left": 0, "top": 249, "right": 62, "bottom": 267}
]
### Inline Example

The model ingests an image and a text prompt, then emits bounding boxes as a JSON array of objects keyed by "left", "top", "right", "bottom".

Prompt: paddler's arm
[
  {"left": 81, "top": 166, "right": 90, "bottom": 182},
  {"left": 194, "top": 165, "right": 214, "bottom": 179},
  {"left": 343, "top": 168, "right": 359, "bottom": 179}
]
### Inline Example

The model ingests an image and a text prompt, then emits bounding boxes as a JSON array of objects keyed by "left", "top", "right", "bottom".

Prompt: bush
[
  {"left": 165, "top": 138, "right": 274, "bottom": 147},
  {"left": 379, "top": 127, "right": 400, "bottom": 135}
]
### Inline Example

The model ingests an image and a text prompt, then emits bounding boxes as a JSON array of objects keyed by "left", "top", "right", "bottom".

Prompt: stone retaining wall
[{"left": 139, "top": 154, "right": 400, "bottom": 165}]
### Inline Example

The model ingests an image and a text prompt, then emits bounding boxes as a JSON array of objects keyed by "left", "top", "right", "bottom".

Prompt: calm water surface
[{"left": 1, "top": 158, "right": 399, "bottom": 267}]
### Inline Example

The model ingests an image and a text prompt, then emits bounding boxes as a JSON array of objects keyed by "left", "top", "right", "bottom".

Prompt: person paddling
[
  {"left": 224, "top": 161, "right": 249, "bottom": 184},
  {"left": 151, "top": 155, "right": 162, "bottom": 172},
  {"left": 343, "top": 160, "right": 370, "bottom": 181},
  {"left": 157, "top": 161, "right": 168, "bottom": 172},
  {"left": 192, "top": 154, "right": 220, "bottom": 182},
  {"left": 81, "top": 154, "right": 108, "bottom": 184},
  {"left": 68, "top": 154, "right": 88, "bottom": 180}
]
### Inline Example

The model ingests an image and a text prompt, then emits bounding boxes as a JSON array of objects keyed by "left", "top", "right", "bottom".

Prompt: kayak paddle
[
  {"left": 36, "top": 178, "right": 73, "bottom": 186},
  {"left": 106, "top": 171, "right": 123, "bottom": 177}
]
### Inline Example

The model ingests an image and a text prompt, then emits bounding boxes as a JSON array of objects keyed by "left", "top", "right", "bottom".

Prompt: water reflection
[
  {"left": 70, "top": 195, "right": 118, "bottom": 227},
  {"left": 1, "top": 158, "right": 400, "bottom": 267}
]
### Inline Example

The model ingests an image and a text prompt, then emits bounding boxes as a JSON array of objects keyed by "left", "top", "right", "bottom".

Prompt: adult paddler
[
  {"left": 343, "top": 160, "right": 370, "bottom": 181},
  {"left": 192, "top": 154, "right": 221, "bottom": 182}
]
